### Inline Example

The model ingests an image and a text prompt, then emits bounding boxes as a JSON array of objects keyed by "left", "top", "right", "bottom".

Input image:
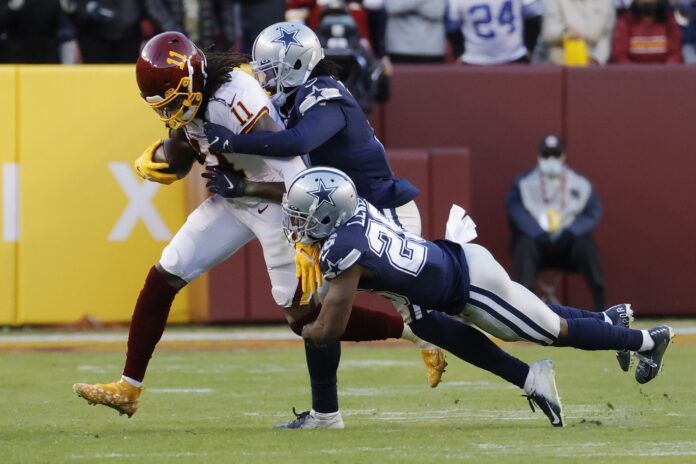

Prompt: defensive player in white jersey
[
  {"left": 447, "top": 0, "right": 541, "bottom": 64},
  {"left": 72, "top": 32, "right": 443, "bottom": 427}
]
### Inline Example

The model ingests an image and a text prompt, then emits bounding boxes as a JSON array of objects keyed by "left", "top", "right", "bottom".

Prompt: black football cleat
[
  {"left": 274, "top": 407, "right": 344, "bottom": 429},
  {"left": 635, "top": 325, "right": 674, "bottom": 384},
  {"left": 523, "top": 360, "right": 564, "bottom": 427},
  {"left": 603, "top": 304, "right": 635, "bottom": 372}
]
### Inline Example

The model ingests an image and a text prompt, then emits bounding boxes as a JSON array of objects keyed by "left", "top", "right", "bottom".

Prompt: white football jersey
[
  {"left": 183, "top": 69, "right": 305, "bottom": 205},
  {"left": 448, "top": 0, "right": 528, "bottom": 64}
]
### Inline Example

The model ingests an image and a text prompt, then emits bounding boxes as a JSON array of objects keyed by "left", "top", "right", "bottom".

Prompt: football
[{"left": 153, "top": 137, "right": 197, "bottom": 179}]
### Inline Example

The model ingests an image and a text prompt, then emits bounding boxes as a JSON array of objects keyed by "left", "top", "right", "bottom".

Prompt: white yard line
[
  {"left": 68, "top": 452, "right": 208, "bottom": 460},
  {"left": 2, "top": 325, "right": 696, "bottom": 344},
  {"left": 0, "top": 329, "right": 299, "bottom": 344},
  {"left": 148, "top": 388, "right": 214, "bottom": 394}
]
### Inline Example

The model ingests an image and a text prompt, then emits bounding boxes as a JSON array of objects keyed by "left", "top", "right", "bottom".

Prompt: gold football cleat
[
  {"left": 73, "top": 379, "right": 143, "bottom": 418},
  {"left": 421, "top": 348, "right": 448, "bottom": 388}
]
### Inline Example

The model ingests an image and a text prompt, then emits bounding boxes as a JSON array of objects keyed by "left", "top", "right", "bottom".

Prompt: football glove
[
  {"left": 134, "top": 138, "right": 178, "bottom": 185},
  {"left": 202, "top": 165, "right": 247, "bottom": 198},
  {"left": 295, "top": 242, "right": 323, "bottom": 299},
  {"left": 204, "top": 121, "right": 235, "bottom": 153}
]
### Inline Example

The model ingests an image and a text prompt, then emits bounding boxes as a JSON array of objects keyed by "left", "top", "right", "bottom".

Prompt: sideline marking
[
  {"left": 148, "top": 388, "right": 214, "bottom": 394},
  {"left": 0, "top": 329, "right": 299, "bottom": 344}
]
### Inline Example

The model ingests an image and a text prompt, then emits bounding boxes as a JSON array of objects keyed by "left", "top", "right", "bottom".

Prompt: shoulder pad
[
  {"left": 319, "top": 233, "right": 362, "bottom": 280},
  {"left": 298, "top": 77, "right": 344, "bottom": 115}
]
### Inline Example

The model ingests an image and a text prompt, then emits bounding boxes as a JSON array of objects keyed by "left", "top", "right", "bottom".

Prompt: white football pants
[
  {"left": 159, "top": 195, "right": 298, "bottom": 308},
  {"left": 379, "top": 200, "right": 421, "bottom": 236},
  {"left": 460, "top": 243, "right": 561, "bottom": 345}
]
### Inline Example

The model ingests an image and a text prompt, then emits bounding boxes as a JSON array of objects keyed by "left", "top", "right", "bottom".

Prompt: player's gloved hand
[
  {"left": 134, "top": 138, "right": 178, "bottom": 185},
  {"left": 201, "top": 165, "right": 247, "bottom": 198},
  {"left": 204, "top": 122, "right": 236, "bottom": 154},
  {"left": 295, "top": 242, "right": 323, "bottom": 297}
]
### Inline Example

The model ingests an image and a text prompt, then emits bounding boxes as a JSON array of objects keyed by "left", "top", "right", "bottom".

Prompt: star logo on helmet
[
  {"left": 308, "top": 179, "right": 338, "bottom": 208},
  {"left": 272, "top": 27, "right": 302, "bottom": 53}
]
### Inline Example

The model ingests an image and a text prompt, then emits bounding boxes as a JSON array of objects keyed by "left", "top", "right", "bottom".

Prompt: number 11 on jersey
[{"left": 231, "top": 101, "right": 254, "bottom": 126}]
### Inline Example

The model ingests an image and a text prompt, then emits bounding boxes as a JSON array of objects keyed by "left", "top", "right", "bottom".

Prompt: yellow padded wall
[
  {"left": 0, "top": 66, "right": 17, "bottom": 324},
  {"left": 16, "top": 65, "right": 189, "bottom": 324}
]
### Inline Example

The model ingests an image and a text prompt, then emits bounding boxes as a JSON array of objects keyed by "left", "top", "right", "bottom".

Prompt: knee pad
[
  {"left": 159, "top": 237, "right": 198, "bottom": 282},
  {"left": 272, "top": 283, "right": 298, "bottom": 308},
  {"left": 269, "top": 269, "right": 302, "bottom": 308}
]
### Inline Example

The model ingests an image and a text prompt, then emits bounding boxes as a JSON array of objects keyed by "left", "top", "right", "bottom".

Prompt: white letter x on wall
[{"left": 108, "top": 162, "right": 172, "bottom": 241}]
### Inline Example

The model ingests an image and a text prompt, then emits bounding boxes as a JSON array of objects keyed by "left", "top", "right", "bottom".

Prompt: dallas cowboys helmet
[
  {"left": 282, "top": 167, "right": 358, "bottom": 244},
  {"left": 251, "top": 21, "right": 324, "bottom": 104}
]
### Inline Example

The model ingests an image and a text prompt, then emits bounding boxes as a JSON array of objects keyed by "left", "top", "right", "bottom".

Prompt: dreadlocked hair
[
  {"left": 309, "top": 58, "right": 341, "bottom": 79},
  {"left": 203, "top": 51, "right": 252, "bottom": 97}
]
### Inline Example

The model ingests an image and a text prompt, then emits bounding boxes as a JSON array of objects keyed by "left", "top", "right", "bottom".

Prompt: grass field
[{"left": 0, "top": 327, "right": 695, "bottom": 463}]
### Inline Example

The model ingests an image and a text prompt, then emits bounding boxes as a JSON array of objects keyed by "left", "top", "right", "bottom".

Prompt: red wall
[
  {"left": 563, "top": 66, "right": 696, "bottom": 313},
  {"left": 208, "top": 65, "right": 696, "bottom": 319},
  {"left": 380, "top": 65, "right": 696, "bottom": 316}
]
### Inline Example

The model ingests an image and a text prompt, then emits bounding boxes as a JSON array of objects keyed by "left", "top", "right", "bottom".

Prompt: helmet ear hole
[
  {"left": 320, "top": 216, "right": 331, "bottom": 224},
  {"left": 294, "top": 59, "right": 303, "bottom": 70}
]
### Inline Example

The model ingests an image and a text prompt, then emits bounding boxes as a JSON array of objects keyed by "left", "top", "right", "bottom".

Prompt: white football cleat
[
  {"left": 274, "top": 408, "right": 345, "bottom": 429},
  {"left": 523, "top": 360, "right": 564, "bottom": 427}
]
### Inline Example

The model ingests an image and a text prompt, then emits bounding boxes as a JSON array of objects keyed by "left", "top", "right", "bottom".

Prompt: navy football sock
[
  {"left": 410, "top": 311, "right": 529, "bottom": 389},
  {"left": 304, "top": 339, "right": 340, "bottom": 413},
  {"left": 564, "top": 318, "right": 643, "bottom": 351},
  {"left": 548, "top": 303, "right": 604, "bottom": 321}
]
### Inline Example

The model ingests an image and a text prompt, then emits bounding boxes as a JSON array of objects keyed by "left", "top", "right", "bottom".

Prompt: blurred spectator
[
  {"left": 612, "top": 0, "right": 682, "bottom": 63},
  {"left": 444, "top": 4, "right": 465, "bottom": 60},
  {"left": 57, "top": 10, "right": 81, "bottom": 64},
  {"left": 240, "top": 0, "right": 285, "bottom": 53},
  {"left": 286, "top": 0, "right": 315, "bottom": 22},
  {"left": 287, "top": 0, "right": 372, "bottom": 43},
  {"left": 316, "top": 1, "right": 388, "bottom": 113},
  {"left": 523, "top": 0, "right": 544, "bottom": 54},
  {"left": 145, "top": 0, "right": 238, "bottom": 51},
  {"left": 0, "top": 0, "right": 71, "bottom": 63},
  {"left": 363, "top": 0, "right": 388, "bottom": 57},
  {"left": 506, "top": 135, "right": 605, "bottom": 310},
  {"left": 65, "top": 0, "right": 143, "bottom": 63},
  {"left": 447, "top": 0, "right": 541, "bottom": 64},
  {"left": 615, "top": 0, "right": 633, "bottom": 12},
  {"left": 675, "top": 0, "right": 696, "bottom": 62},
  {"left": 384, "top": 0, "right": 446, "bottom": 63},
  {"left": 541, "top": 0, "right": 616, "bottom": 65}
]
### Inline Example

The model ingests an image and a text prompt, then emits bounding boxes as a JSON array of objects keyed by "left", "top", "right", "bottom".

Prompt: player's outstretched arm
[
  {"left": 204, "top": 103, "right": 346, "bottom": 157},
  {"left": 202, "top": 165, "right": 286, "bottom": 202},
  {"left": 302, "top": 264, "right": 362, "bottom": 343}
]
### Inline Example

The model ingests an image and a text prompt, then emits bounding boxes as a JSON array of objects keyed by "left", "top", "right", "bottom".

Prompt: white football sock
[
  {"left": 523, "top": 368, "right": 535, "bottom": 394},
  {"left": 312, "top": 410, "right": 339, "bottom": 419},
  {"left": 400, "top": 324, "right": 437, "bottom": 349},
  {"left": 121, "top": 375, "right": 142, "bottom": 387},
  {"left": 639, "top": 330, "right": 655, "bottom": 352}
]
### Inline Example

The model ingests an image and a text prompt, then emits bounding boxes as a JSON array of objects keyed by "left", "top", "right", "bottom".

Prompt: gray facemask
[{"left": 539, "top": 158, "right": 564, "bottom": 177}]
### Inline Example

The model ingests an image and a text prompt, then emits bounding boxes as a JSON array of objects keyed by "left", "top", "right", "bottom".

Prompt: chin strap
[{"left": 271, "top": 85, "right": 299, "bottom": 108}]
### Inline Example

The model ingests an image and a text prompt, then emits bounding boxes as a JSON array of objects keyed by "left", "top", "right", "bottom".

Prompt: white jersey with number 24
[{"left": 448, "top": 0, "right": 528, "bottom": 65}]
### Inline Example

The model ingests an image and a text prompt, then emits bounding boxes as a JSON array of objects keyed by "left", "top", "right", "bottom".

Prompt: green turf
[{"left": 0, "top": 342, "right": 694, "bottom": 463}]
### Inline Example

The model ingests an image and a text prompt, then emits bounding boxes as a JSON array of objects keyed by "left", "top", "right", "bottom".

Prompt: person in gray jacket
[
  {"left": 385, "top": 0, "right": 446, "bottom": 63},
  {"left": 506, "top": 135, "right": 606, "bottom": 310}
]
